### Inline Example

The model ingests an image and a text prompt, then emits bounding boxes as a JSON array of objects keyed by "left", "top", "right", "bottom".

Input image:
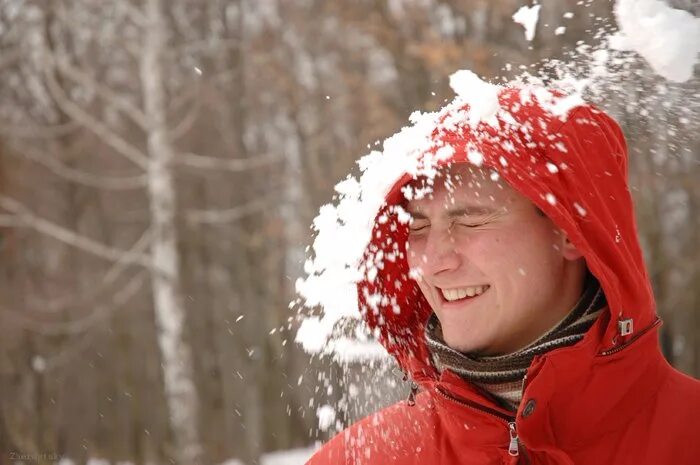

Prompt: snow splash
[
  {"left": 295, "top": 0, "right": 698, "bottom": 437},
  {"left": 294, "top": 108, "right": 439, "bottom": 360},
  {"left": 295, "top": 70, "right": 517, "bottom": 363}
]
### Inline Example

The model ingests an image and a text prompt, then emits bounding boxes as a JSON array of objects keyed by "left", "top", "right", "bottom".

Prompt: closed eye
[
  {"left": 408, "top": 221, "right": 430, "bottom": 233},
  {"left": 456, "top": 221, "right": 486, "bottom": 229},
  {"left": 454, "top": 212, "right": 497, "bottom": 229}
]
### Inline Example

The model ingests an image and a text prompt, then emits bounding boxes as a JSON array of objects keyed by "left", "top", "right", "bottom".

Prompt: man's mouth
[{"left": 439, "top": 285, "right": 490, "bottom": 302}]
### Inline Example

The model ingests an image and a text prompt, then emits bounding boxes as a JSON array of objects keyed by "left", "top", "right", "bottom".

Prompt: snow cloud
[{"left": 611, "top": 0, "right": 700, "bottom": 82}]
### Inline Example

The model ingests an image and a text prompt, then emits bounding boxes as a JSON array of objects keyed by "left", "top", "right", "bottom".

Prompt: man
[{"left": 306, "top": 85, "right": 699, "bottom": 464}]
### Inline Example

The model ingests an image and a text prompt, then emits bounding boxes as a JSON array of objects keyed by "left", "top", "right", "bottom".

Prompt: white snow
[
  {"left": 467, "top": 147, "right": 484, "bottom": 167},
  {"left": 295, "top": 316, "right": 328, "bottom": 353},
  {"left": 526, "top": 86, "right": 584, "bottom": 120},
  {"left": 512, "top": 5, "right": 542, "bottom": 41},
  {"left": 573, "top": 202, "right": 588, "bottom": 217},
  {"left": 448, "top": 70, "right": 501, "bottom": 128},
  {"left": 290, "top": 0, "right": 698, "bottom": 443},
  {"left": 327, "top": 338, "right": 389, "bottom": 363},
  {"left": 295, "top": 68, "right": 597, "bottom": 361},
  {"left": 56, "top": 448, "right": 319, "bottom": 465},
  {"left": 31, "top": 355, "right": 46, "bottom": 372},
  {"left": 611, "top": 0, "right": 700, "bottom": 82},
  {"left": 219, "top": 460, "right": 246, "bottom": 465},
  {"left": 261, "top": 447, "right": 318, "bottom": 465},
  {"left": 317, "top": 405, "right": 337, "bottom": 431},
  {"left": 295, "top": 96, "right": 445, "bottom": 360},
  {"left": 295, "top": 68, "right": 516, "bottom": 360}
]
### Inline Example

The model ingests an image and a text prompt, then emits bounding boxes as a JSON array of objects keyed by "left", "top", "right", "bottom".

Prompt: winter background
[{"left": 0, "top": 1, "right": 698, "bottom": 464}]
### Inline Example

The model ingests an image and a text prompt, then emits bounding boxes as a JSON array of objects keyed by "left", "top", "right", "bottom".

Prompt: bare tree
[{"left": 140, "top": 0, "right": 203, "bottom": 462}]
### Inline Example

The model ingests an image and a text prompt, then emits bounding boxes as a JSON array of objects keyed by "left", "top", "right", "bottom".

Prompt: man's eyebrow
[
  {"left": 405, "top": 205, "right": 498, "bottom": 219},
  {"left": 405, "top": 208, "right": 428, "bottom": 220},
  {"left": 446, "top": 206, "right": 498, "bottom": 217}
]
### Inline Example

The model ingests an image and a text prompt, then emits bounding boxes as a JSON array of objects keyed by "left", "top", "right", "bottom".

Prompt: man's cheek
[{"left": 406, "top": 243, "right": 429, "bottom": 270}]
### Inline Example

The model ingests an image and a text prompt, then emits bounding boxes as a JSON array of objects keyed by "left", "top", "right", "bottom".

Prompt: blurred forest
[{"left": 0, "top": 1, "right": 697, "bottom": 464}]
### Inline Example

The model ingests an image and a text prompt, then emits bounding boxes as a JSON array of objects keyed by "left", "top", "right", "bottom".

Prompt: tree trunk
[{"left": 140, "top": 0, "right": 202, "bottom": 463}]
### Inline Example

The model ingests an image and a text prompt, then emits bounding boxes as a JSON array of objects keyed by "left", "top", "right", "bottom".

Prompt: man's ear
[{"left": 561, "top": 232, "right": 584, "bottom": 261}]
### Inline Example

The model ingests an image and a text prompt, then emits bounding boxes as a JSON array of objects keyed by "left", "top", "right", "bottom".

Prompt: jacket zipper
[
  {"left": 406, "top": 381, "right": 419, "bottom": 406},
  {"left": 435, "top": 386, "right": 530, "bottom": 462},
  {"left": 508, "top": 422, "right": 520, "bottom": 456},
  {"left": 599, "top": 317, "right": 661, "bottom": 356}
]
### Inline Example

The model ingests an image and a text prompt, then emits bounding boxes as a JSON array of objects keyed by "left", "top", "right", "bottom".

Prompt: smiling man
[
  {"left": 306, "top": 86, "right": 699, "bottom": 465},
  {"left": 405, "top": 165, "right": 589, "bottom": 356}
]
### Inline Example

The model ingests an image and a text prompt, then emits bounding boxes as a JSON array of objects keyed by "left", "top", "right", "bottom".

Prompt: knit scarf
[{"left": 425, "top": 273, "right": 606, "bottom": 411}]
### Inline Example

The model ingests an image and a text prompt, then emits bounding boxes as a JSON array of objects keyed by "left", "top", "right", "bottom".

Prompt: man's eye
[
  {"left": 409, "top": 223, "right": 429, "bottom": 233},
  {"left": 456, "top": 221, "right": 485, "bottom": 229}
]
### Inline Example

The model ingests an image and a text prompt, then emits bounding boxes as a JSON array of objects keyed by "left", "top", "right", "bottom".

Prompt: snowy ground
[
  {"left": 48, "top": 446, "right": 317, "bottom": 465},
  {"left": 257, "top": 446, "right": 317, "bottom": 465}
]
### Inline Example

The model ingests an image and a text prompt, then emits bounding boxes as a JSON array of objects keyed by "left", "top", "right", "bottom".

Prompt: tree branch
[
  {"left": 184, "top": 194, "right": 278, "bottom": 225},
  {"left": 42, "top": 59, "right": 150, "bottom": 170},
  {"left": 9, "top": 144, "right": 147, "bottom": 190},
  {"left": 175, "top": 151, "right": 281, "bottom": 172},
  {"left": 0, "top": 270, "right": 147, "bottom": 336},
  {"left": 52, "top": 56, "right": 149, "bottom": 130},
  {"left": 26, "top": 228, "right": 152, "bottom": 313},
  {"left": 0, "top": 120, "right": 79, "bottom": 139},
  {"left": 0, "top": 194, "right": 152, "bottom": 268},
  {"left": 169, "top": 95, "right": 202, "bottom": 141}
]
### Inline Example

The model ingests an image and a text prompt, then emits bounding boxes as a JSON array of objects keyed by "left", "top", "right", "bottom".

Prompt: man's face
[{"left": 405, "top": 163, "right": 584, "bottom": 355}]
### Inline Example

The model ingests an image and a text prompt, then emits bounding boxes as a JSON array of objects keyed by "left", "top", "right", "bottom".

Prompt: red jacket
[{"left": 307, "top": 87, "right": 700, "bottom": 464}]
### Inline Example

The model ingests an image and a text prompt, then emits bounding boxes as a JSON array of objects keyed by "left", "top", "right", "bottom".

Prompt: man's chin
[{"left": 442, "top": 333, "right": 483, "bottom": 354}]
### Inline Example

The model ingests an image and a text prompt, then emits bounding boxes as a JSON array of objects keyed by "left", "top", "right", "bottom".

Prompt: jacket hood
[{"left": 356, "top": 85, "right": 657, "bottom": 379}]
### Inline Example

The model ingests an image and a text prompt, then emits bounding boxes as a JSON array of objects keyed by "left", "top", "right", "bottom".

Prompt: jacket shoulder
[
  {"left": 654, "top": 365, "right": 700, "bottom": 417},
  {"left": 631, "top": 365, "right": 700, "bottom": 464}
]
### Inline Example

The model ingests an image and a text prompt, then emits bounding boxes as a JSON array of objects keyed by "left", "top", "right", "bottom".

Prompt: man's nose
[{"left": 422, "top": 227, "right": 461, "bottom": 276}]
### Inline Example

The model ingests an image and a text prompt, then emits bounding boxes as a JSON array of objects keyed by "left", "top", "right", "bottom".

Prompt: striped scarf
[{"left": 425, "top": 273, "right": 606, "bottom": 411}]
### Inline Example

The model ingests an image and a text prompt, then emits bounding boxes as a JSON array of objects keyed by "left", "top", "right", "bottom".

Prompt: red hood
[{"left": 357, "top": 86, "right": 656, "bottom": 381}]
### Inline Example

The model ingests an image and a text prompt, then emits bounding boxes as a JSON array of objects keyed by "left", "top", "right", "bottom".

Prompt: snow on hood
[{"left": 296, "top": 72, "right": 656, "bottom": 378}]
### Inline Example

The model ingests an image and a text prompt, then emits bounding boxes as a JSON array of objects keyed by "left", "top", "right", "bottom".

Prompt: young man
[{"left": 306, "top": 86, "right": 699, "bottom": 464}]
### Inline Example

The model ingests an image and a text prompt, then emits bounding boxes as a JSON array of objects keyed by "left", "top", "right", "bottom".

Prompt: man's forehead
[{"left": 404, "top": 164, "right": 514, "bottom": 209}]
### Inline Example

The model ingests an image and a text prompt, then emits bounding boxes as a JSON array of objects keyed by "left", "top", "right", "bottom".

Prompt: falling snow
[{"left": 512, "top": 5, "right": 542, "bottom": 42}]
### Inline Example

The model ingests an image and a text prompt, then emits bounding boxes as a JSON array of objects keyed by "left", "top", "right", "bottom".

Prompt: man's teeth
[{"left": 440, "top": 285, "right": 489, "bottom": 301}]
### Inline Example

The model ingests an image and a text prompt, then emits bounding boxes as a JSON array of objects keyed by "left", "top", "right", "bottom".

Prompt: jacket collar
[{"left": 427, "top": 311, "right": 667, "bottom": 451}]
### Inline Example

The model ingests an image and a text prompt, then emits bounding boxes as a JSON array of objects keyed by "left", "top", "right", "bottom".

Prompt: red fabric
[{"left": 307, "top": 87, "right": 700, "bottom": 464}]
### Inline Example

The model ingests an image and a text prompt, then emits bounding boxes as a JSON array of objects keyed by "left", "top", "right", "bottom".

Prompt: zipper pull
[
  {"left": 508, "top": 422, "right": 519, "bottom": 457},
  {"left": 406, "top": 381, "right": 418, "bottom": 406}
]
